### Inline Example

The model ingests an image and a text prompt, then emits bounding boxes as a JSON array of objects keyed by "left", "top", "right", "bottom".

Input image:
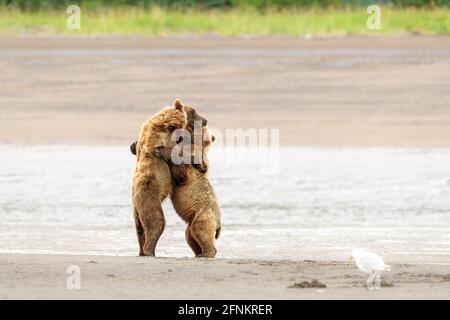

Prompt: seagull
[{"left": 350, "top": 248, "right": 391, "bottom": 290}]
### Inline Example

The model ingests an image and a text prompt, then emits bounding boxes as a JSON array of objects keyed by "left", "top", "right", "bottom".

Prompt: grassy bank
[{"left": 0, "top": 6, "right": 449, "bottom": 36}]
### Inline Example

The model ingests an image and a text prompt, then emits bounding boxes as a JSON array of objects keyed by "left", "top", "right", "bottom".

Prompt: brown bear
[
  {"left": 153, "top": 126, "right": 222, "bottom": 258},
  {"left": 132, "top": 99, "right": 207, "bottom": 257}
]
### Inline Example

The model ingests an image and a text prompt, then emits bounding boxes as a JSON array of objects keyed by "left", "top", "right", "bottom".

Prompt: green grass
[{"left": 0, "top": 6, "right": 449, "bottom": 36}]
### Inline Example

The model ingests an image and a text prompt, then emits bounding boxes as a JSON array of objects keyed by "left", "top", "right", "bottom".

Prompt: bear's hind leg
[
  {"left": 190, "top": 215, "right": 217, "bottom": 258},
  {"left": 137, "top": 196, "right": 166, "bottom": 257},
  {"left": 133, "top": 209, "right": 146, "bottom": 256},
  {"left": 185, "top": 225, "right": 202, "bottom": 256}
]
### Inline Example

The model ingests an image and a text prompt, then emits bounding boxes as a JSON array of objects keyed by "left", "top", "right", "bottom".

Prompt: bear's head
[
  {"left": 170, "top": 100, "right": 208, "bottom": 146},
  {"left": 184, "top": 104, "right": 208, "bottom": 134},
  {"left": 134, "top": 99, "right": 188, "bottom": 160},
  {"left": 151, "top": 99, "right": 188, "bottom": 134},
  {"left": 172, "top": 101, "right": 208, "bottom": 152},
  {"left": 131, "top": 99, "right": 207, "bottom": 156}
]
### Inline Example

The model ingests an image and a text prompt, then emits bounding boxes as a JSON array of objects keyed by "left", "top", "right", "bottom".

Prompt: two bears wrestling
[{"left": 130, "top": 99, "right": 222, "bottom": 258}]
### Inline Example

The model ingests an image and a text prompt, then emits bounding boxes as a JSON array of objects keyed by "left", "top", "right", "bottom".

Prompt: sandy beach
[
  {"left": 1, "top": 254, "right": 449, "bottom": 300},
  {"left": 1, "top": 35, "right": 450, "bottom": 146}
]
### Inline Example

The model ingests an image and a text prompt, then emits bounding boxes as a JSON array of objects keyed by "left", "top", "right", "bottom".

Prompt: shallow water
[{"left": 0, "top": 145, "right": 449, "bottom": 264}]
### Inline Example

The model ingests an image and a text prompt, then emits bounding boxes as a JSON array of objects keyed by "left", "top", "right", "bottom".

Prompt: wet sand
[
  {"left": 1, "top": 35, "right": 450, "bottom": 146},
  {"left": 0, "top": 254, "right": 449, "bottom": 299}
]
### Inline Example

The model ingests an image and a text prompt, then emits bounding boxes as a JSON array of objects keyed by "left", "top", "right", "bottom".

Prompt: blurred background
[{"left": 0, "top": 0, "right": 448, "bottom": 35}]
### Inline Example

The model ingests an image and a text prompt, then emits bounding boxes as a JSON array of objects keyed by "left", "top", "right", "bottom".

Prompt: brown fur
[
  {"left": 154, "top": 126, "right": 222, "bottom": 258},
  {"left": 131, "top": 99, "right": 208, "bottom": 257},
  {"left": 132, "top": 99, "right": 187, "bottom": 257}
]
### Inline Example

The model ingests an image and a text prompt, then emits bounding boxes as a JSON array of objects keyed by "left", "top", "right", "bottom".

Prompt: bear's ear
[
  {"left": 173, "top": 99, "right": 184, "bottom": 110},
  {"left": 130, "top": 141, "right": 137, "bottom": 155}
]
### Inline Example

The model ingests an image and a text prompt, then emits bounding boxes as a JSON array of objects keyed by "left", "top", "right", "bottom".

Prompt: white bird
[{"left": 351, "top": 248, "right": 391, "bottom": 290}]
